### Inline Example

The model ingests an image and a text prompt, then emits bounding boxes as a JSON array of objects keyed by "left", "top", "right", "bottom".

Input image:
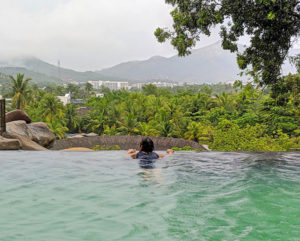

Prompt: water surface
[{"left": 0, "top": 151, "right": 299, "bottom": 241}]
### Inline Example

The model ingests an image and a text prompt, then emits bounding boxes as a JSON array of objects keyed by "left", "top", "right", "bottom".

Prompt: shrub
[{"left": 211, "top": 120, "right": 294, "bottom": 151}]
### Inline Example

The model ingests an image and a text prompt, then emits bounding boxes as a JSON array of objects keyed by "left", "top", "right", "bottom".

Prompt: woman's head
[{"left": 139, "top": 137, "right": 154, "bottom": 153}]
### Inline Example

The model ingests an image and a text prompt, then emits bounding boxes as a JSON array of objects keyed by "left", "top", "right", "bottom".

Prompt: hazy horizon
[{"left": 1, "top": 0, "right": 299, "bottom": 72}]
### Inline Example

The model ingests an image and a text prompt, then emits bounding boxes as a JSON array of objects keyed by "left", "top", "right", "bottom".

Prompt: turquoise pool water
[{"left": 0, "top": 151, "right": 299, "bottom": 241}]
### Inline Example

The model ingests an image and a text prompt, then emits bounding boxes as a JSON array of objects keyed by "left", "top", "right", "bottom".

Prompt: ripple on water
[{"left": 0, "top": 151, "right": 299, "bottom": 241}]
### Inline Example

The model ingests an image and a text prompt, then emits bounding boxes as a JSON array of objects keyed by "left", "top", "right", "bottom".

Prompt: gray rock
[
  {"left": 27, "top": 122, "right": 55, "bottom": 148},
  {"left": 6, "top": 120, "right": 33, "bottom": 140},
  {"left": 83, "top": 133, "right": 98, "bottom": 137},
  {"left": 3, "top": 132, "right": 47, "bottom": 151},
  {"left": 0, "top": 136, "right": 21, "bottom": 150},
  {"left": 6, "top": 110, "right": 31, "bottom": 123}
]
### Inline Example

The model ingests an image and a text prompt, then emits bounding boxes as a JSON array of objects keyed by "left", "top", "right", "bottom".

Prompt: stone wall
[{"left": 51, "top": 136, "right": 205, "bottom": 151}]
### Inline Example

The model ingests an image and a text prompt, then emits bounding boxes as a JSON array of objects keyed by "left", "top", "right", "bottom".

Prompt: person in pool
[{"left": 127, "top": 137, "right": 174, "bottom": 159}]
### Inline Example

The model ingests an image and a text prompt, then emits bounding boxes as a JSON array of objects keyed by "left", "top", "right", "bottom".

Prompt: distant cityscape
[
  {"left": 87, "top": 80, "right": 178, "bottom": 91},
  {"left": 55, "top": 80, "right": 179, "bottom": 106}
]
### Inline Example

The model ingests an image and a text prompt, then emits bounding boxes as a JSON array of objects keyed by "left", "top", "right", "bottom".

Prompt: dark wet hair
[{"left": 140, "top": 137, "right": 154, "bottom": 153}]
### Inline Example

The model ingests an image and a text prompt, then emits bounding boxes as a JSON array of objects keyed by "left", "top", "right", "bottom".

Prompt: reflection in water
[
  {"left": 137, "top": 159, "right": 163, "bottom": 184},
  {"left": 137, "top": 168, "right": 163, "bottom": 184},
  {"left": 139, "top": 159, "right": 157, "bottom": 169}
]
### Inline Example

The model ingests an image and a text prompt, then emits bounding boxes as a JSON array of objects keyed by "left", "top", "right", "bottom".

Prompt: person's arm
[
  {"left": 130, "top": 153, "right": 137, "bottom": 159},
  {"left": 158, "top": 149, "right": 174, "bottom": 158},
  {"left": 125, "top": 149, "right": 137, "bottom": 159}
]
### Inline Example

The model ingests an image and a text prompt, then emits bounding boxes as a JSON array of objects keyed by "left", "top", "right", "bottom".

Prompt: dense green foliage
[
  {"left": 79, "top": 79, "right": 299, "bottom": 151},
  {"left": 8, "top": 74, "right": 32, "bottom": 109},
  {"left": 3, "top": 73, "right": 300, "bottom": 151},
  {"left": 155, "top": 0, "right": 300, "bottom": 86}
]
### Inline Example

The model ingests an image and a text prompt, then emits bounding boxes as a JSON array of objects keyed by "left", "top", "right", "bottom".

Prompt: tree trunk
[{"left": 17, "top": 97, "right": 21, "bottom": 110}]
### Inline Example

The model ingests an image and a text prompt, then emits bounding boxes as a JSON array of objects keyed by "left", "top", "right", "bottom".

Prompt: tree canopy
[
  {"left": 155, "top": 0, "right": 300, "bottom": 86},
  {"left": 2, "top": 73, "right": 299, "bottom": 150},
  {"left": 9, "top": 74, "right": 32, "bottom": 109}
]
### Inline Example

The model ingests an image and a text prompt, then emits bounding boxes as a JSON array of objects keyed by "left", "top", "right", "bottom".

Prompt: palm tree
[
  {"left": 215, "top": 92, "right": 236, "bottom": 112},
  {"left": 85, "top": 82, "right": 93, "bottom": 93},
  {"left": 48, "top": 121, "right": 69, "bottom": 139},
  {"left": 85, "top": 82, "right": 93, "bottom": 99},
  {"left": 185, "top": 121, "right": 214, "bottom": 144},
  {"left": 153, "top": 109, "right": 172, "bottom": 137},
  {"left": 9, "top": 74, "right": 32, "bottom": 109},
  {"left": 39, "top": 94, "right": 65, "bottom": 123},
  {"left": 184, "top": 121, "right": 200, "bottom": 142},
  {"left": 87, "top": 110, "right": 106, "bottom": 134},
  {"left": 117, "top": 113, "right": 139, "bottom": 135},
  {"left": 103, "top": 124, "right": 118, "bottom": 136},
  {"left": 137, "top": 122, "right": 159, "bottom": 136},
  {"left": 65, "top": 104, "right": 80, "bottom": 132}
]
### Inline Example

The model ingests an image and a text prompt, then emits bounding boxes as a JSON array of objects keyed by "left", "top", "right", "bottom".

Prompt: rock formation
[
  {"left": 3, "top": 132, "right": 47, "bottom": 151},
  {"left": 5, "top": 110, "right": 31, "bottom": 123},
  {"left": 27, "top": 122, "right": 55, "bottom": 148},
  {"left": 1, "top": 110, "right": 55, "bottom": 151},
  {"left": 6, "top": 120, "right": 33, "bottom": 140},
  {"left": 0, "top": 136, "right": 21, "bottom": 150}
]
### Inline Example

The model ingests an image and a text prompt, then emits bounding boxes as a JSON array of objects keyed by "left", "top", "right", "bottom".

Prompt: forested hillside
[{"left": 3, "top": 75, "right": 297, "bottom": 151}]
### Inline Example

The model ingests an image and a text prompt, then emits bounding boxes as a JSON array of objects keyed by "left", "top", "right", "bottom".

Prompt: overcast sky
[{"left": 0, "top": 0, "right": 299, "bottom": 71}]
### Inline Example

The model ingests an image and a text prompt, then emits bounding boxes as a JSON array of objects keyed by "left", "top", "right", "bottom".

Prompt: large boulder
[
  {"left": 5, "top": 110, "right": 31, "bottom": 124},
  {"left": 27, "top": 122, "right": 55, "bottom": 148},
  {"left": 6, "top": 120, "right": 33, "bottom": 140},
  {"left": 4, "top": 120, "right": 55, "bottom": 150},
  {"left": 0, "top": 136, "right": 21, "bottom": 150},
  {"left": 3, "top": 132, "right": 47, "bottom": 151}
]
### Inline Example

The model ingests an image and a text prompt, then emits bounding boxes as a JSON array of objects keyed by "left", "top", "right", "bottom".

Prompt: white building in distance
[
  {"left": 88, "top": 81, "right": 102, "bottom": 89},
  {"left": 131, "top": 81, "right": 178, "bottom": 89},
  {"left": 88, "top": 81, "right": 129, "bottom": 91},
  {"left": 96, "top": 93, "right": 104, "bottom": 98},
  {"left": 57, "top": 93, "right": 71, "bottom": 106}
]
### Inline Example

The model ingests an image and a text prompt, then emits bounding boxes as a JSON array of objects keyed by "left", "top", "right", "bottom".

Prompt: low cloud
[
  {"left": 0, "top": 0, "right": 179, "bottom": 70},
  {"left": 2, "top": 0, "right": 296, "bottom": 71}
]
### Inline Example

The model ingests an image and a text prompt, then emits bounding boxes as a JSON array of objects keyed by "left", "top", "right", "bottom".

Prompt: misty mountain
[
  {"left": 98, "top": 41, "right": 299, "bottom": 83},
  {"left": 0, "top": 67, "right": 62, "bottom": 85},
  {"left": 0, "top": 57, "right": 119, "bottom": 84},
  {"left": 0, "top": 41, "right": 298, "bottom": 86}
]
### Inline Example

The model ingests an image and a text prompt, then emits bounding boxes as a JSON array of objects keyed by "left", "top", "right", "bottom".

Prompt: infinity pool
[{"left": 0, "top": 151, "right": 299, "bottom": 241}]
